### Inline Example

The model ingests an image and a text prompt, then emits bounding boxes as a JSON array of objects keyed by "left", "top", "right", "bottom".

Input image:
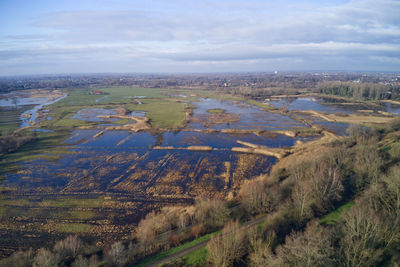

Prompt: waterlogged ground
[
  {"left": 2, "top": 89, "right": 389, "bottom": 255},
  {"left": 188, "top": 98, "right": 304, "bottom": 130}
]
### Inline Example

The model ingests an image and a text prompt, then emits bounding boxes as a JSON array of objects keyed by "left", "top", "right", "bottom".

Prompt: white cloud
[{"left": 0, "top": 0, "right": 399, "bottom": 74}]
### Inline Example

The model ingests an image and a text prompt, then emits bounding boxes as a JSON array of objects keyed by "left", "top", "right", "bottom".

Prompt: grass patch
[
  {"left": 180, "top": 246, "right": 208, "bottom": 266},
  {"left": 55, "top": 87, "right": 166, "bottom": 107},
  {"left": 126, "top": 99, "right": 186, "bottom": 129},
  {"left": 246, "top": 99, "right": 273, "bottom": 110},
  {"left": 320, "top": 201, "right": 355, "bottom": 225},
  {"left": 207, "top": 108, "right": 225, "bottom": 114},
  {"left": 43, "top": 88, "right": 186, "bottom": 129},
  {"left": 134, "top": 232, "right": 216, "bottom": 267},
  {"left": 48, "top": 210, "right": 96, "bottom": 220},
  {"left": 54, "top": 223, "right": 93, "bottom": 233}
]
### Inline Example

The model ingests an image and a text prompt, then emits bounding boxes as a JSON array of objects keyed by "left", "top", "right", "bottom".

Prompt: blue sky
[{"left": 0, "top": 0, "right": 399, "bottom": 75}]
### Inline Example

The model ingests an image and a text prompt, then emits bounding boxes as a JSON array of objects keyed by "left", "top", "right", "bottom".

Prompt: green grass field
[
  {"left": 320, "top": 201, "right": 355, "bottom": 225},
  {"left": 134, "top": 232, "right": 215, "bottom": 267},
  {"left": 180, "top": 246, "right": 208, "bottom": 265},
  {"left": 42, "top": 87, "right": 187, "bottom": 129}
]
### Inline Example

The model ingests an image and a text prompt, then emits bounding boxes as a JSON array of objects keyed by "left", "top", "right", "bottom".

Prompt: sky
[{"left": 0, "top": 0, "right": 400, "bottom": 75}]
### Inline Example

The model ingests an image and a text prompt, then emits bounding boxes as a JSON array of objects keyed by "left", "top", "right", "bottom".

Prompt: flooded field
[
  {"left": 0, "top": 88, "right": 397, "bottom": 255},
  {"left": 0, "top": 90, "right": 66, "bottom": 131}
]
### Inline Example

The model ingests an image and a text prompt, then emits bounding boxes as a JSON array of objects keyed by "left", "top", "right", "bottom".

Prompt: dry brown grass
[{"left": 298, "top": 110, "right": 395, "bottom": 124}]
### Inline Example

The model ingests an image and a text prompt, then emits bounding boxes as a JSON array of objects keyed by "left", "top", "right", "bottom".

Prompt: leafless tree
[
  {"left": 276, "top": 220, "right": 336, "bottom": 267},
  {"left": 309, "top": 160, "right": 344, "bottom": 212},
  {"left": 53, "top": 235, "right": 82, "bottom": 259},
  {"left": 33, "top": 248, "right": 58, "bottom": 267},
  {"left": 240, "top": 179, "right": 279, "bottom": 216},
  {"left": 207, "top": 220, "right": 245, "bottom": 267},
  {"left": 194, "top": 198, "right": 230, "bottom": 229},
  {"left": 105, "top": 241, "right": 127, "bottom": 267},
  {"left": 340, "top": 205, "right": 385, "bottom": 267}
]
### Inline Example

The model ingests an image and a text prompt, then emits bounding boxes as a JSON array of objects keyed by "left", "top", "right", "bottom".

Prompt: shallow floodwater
[
  {"left": 383, "top": 102, "right": 400, "bottom": 115},
  {"left": 188, "top": 98, "right": 307, "bottom": 130},
  {"left": 0, "top": 94, "right": 367, "bottom": 255},
  {"left": 269, "top": 97, "right": 356, "bottom": 113},
  {"left": 20, "top": 95, "right": 67, "bottom": 127},
  {"left": 71, "top": 108, "right": 119, "bottom": 122},
  {"left": 3, "top": 129, "right": 280, "bottom": 193},
  {"left": 162, "top": 131, "right": 295, "bottom": 148}
]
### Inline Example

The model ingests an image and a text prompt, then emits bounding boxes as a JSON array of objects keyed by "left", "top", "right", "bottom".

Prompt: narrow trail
[{"left": 144, "top": 215, "right": 268, "bottom": 267}]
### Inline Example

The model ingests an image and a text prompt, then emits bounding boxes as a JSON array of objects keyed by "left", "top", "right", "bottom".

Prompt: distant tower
[{"left": 274, "top": 70, "right": 278, "bottom": 74}]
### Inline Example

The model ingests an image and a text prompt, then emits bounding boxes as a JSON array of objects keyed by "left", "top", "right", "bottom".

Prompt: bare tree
[
  {"left": 54, "top": 235, "right": 82, "bottom": 259},
  {"left": 72, "top": 255, "right": 89, "bottom": 267},
  {"left": 309, "top": 160, "right": 344, "bottom": 212},
  {"left": 194, "top": 198, "right": 230, "bottom": 229},
  {"left": 105, "top": 241, "right": 127, "bottom": 267},
  {"left": 340, "top": 205, "right": 385, "bottom": 267},
  {"left": 33, "top": 248, "right": 58, "bottom": 267},
  {"left": 240, "top": 179, "right": 279, "bottom": 216},
  {"left": 207, "top": 220, "right": 245, "bottom": 267},
  {"left": 291, "top": 179, "right": 313, "bottom": 220},
  {"left": 276, "top": 220, "right": 336, "bottom": 267}
]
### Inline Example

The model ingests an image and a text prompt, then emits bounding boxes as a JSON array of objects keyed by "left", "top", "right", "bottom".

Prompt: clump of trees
[
  {"left": 316, "top": 81, "right": 391, "bottom": 100},
  {"left": 0, "top": 131, "right": 35, "bottom": 155}
]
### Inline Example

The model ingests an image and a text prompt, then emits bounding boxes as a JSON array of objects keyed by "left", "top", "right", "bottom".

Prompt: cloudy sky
[{"left": 1, "top": 0, "right": 399, "bottom": 75}]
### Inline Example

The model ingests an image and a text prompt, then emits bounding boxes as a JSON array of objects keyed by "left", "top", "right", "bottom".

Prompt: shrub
[{"left": 191, "top": 224, "right": 205, "bottom": 238}]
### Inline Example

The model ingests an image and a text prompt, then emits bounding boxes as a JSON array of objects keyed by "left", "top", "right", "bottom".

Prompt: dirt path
[{"left": 145, "top": 215, "right": 268, "bottom": 267}]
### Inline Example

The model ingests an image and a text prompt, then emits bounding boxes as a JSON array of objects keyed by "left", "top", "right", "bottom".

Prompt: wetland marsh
[{"left": 0, "top": 87, "right": 398, "bottom": 256}]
